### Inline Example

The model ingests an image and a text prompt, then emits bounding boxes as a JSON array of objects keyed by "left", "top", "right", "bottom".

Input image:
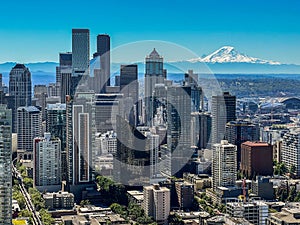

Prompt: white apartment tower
[
  {"left": 34, "top": 133, "right": 61, "bottom": 187},
  {"left": 212, "top": 140, "right": 237, "bottom": 190},
  {"left": 143, "top": 185, "right": 170, "bottom": 225},
  {"left": 282, "top": 128, "right": 300, "bottom": 177}
]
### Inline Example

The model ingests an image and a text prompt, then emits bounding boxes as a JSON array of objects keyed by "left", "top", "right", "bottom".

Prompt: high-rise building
[
  {"left": 167, "top": 86, "right": 192, "bottom": 177},
  {"left": 191, "top": 111, "right": 212, "bottom": 150},
  {"left": 282, "top": 128, "right": 300, "bottom": 177},
  {"left": 184, "top": 70, "right": 203, "bottom": 112},
  {"left": 145, "top": 49, "right": 164, "bottom": 126},
  {"left": 240, "top": 142, "right": 273, "bottom": 179},
  {"left": 226, "top": 201, "right": 269, "bottom": 225},
  {"left": 212, "top": 140, "right": 237, "bottom": 191},
  {"left": 72, "top": 29, "right": 90, "bottom": 77},
  {"left": 34, "top": 85, "right": 48, "bottom": 120},
  {"left": 66, "top": 92, "right": 96, "bottom": 185},
  {"left": 175, "top": 181, "right": 194, "bottom": 210},
  {"left": 145, "top": 132, "right": 160, "bottom": 180},
  {"left": 46, "top": 103, "right": 67, "bottom": 150},
  {"left": 143, "top": 185, "right": 170, "bottom": 225},
  {"left": 17, "top": 106, "right": 42, "bottom": 153},
  {"left": 95, "top": 131, "right": 117, "bottom": 156},
  {"left": 225, "top": 120, "right": 260, "bottom": 165},
  {"left": 46, "top": 103, "right": 67, "bottom": 181},
  {"left": 211, "top": 92, "right": 236, "bottom": 144},
  {"left": 0, "top": 105, "right": 12, "bottom": 224},
  {"left": 95, "top": 34, "right": 111, "bottom": 87},
  {"left": 33, "top": 133, "right": 61, "bottom": 187},
  {"left": 120, "top": 64, "right": 139, "bottom": 126},
  {"left": 57, "top": 52, "right": 72, "bottom": 84},
  {"left": 94, "top": 93, "right": 123, "bottom": 133},
  {"left": 57, "top": 52, "right": 72, "bottom": 103},
  {"left": 114, "top": 116, "right": 150, "bottom": 186},
  {"left": 9, "top": 64, "right": 32, "bottom": 132}
]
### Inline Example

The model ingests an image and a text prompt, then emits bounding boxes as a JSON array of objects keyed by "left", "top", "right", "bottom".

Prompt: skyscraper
[
  {"left": 145, "top": 49, "right": 164, "bottom": 126},
  {"left": 114, "top": 116, "right": 150, "bottom": 186},
  {"left": 72, "top": 29, "right": 90, "bottom": 77},
  {"left": 66, "top": 92, "right": 96, "bottom": 185},
  {"left": 46, "top": 103, "right": 67, "bottom": 180},
  {"left": 0, "top": 105, "right": 12, "bottom": 225},
  {"left": 281, "top": 128, "right": 300, "bottom": 177},
  {"left": 120, "top": 64, "right": 139, "bottom": 126},
  {"left": 17, "top": 106, "right": 42, "bottom": 154},
  {"left": 46, "top": 103, "right": 67, "bottom": 150},
  {"left": 191, "top": 111, "right": 212, "bottom": 149},
  {"left": 34, "top": 133, "right": 61, "bottom": 187},
  {"left": 57, "top": 52, "right": 72, "bottom": 103},
  {"left": 34, "top": 84, "right": 48, "bottom": 120},
  {"left": 167, "top": 86, "right": 192, "bottom": 177},
  {"left": 212, "top": 140, "right": 237, "bottom": 191},
  {"left": 9, "top": 64, "right": 32, "bottom": 132},
  {"left": 96, "top": 34, "right": 110, "bottom": 87},
  {"left": 56, "top": 52, "right": 72, "bottom": 85},
  {"left": 94, "top": 93, "right": 123, "bottom": 133},
  {"left": 211, "top": 92, "right": 236, "bottom": 144},
  {"left": 225, "top": 120, "right": 260, "bottom": 166}
]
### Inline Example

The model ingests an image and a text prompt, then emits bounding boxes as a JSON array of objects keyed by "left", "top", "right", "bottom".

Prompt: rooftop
[{"left": 242, "top": 141, "right": 271, "bottom": 147}]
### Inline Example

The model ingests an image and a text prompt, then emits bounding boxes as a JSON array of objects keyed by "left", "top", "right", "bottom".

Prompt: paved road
[{"left": 12, "top": 165, "right": 43, "bottom": 225}]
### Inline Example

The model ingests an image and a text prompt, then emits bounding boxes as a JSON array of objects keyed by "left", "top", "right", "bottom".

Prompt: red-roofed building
[{"left": 240, "top": 141, "right": 273, "bottom": 178}]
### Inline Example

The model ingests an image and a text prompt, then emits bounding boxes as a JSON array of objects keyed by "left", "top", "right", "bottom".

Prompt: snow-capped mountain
[{"left": 188, "top": 46, "right": 281, "bottom": 65}]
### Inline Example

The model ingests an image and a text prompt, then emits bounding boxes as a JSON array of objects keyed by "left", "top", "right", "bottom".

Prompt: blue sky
[{"left": 0, "top": 0, "right": 299, "bottom": 64}]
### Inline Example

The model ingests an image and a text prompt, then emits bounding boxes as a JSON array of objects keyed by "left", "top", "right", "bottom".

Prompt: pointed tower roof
[{"left": 149, "top": 48, "right": 160, "bottom": 58}]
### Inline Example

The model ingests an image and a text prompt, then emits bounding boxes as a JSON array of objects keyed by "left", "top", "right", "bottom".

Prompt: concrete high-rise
[
  {"left": 145, "top": 49, "right": 164, "bottom": 126},
  {"left": 281, "top": 128, "right": 300, "bottom": 177},
  {"left": 0, "top": 105, "right": 12, "bottom": 225},
  {"left": 9, "top": 64, "right": 32, "bottom": 132},
  {"left": 143, "top": 185, "right": 170, "bottom": 225},
  {"left": 66, "top": 92, "right": 96, "bottom": 185},
  {"left": 72, "top": 29, "right": 90, "bottom": 77},
  {"left": 34, "top": 133, "right": 61, "bottom": 187},
  {"left": 212, "top": 140, "right": 237, "bottom": 191},
  {"left": 17, "top": 106, "right": 42, "bottom": 153},
  {"left": 211, "top": 92, "right": 236, "bottom": 144},
  {"left": 240, "top": 142, "right": 273, "bottom": 179}
]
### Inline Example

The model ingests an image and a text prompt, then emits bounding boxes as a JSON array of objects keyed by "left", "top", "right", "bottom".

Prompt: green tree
[
  {"left": 23, "top": 177, "right": 33, "bottom": 190},
  {"left": 290, "top": 165, "right": 296, "bottom": 175},
  {"left": 80, "top": 199, "right": 91, "bottom": 207},
  {"left": 39, "top": 208, "right": 55, "bottom": 225}
]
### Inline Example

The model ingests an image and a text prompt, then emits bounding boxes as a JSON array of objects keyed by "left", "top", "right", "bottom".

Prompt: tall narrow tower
[
  {"left": 97, "top": 34, "right": 111, "bottom": 87},
  {"left": 0, "top": 105, "right": 12, "bottom": 224},
  {"left": 9, "top": 64, "right": 32, "bottom": 132},
  {"left": 145, "top": 49, "right": 164, "bottom": 126},
  {"left": 211, "top": 92, "right": 236, "bottom": 144},
  {"left": 212, "top": 140, "right": 237, "bottom": 191},
  {"left": 72, "top": 29, "right": 90, "bottom": 77}
]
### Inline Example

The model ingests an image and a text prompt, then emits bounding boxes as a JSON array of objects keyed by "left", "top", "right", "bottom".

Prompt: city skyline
[{"left": 0, "top": 0, "right": 299, "bottom": 64}]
